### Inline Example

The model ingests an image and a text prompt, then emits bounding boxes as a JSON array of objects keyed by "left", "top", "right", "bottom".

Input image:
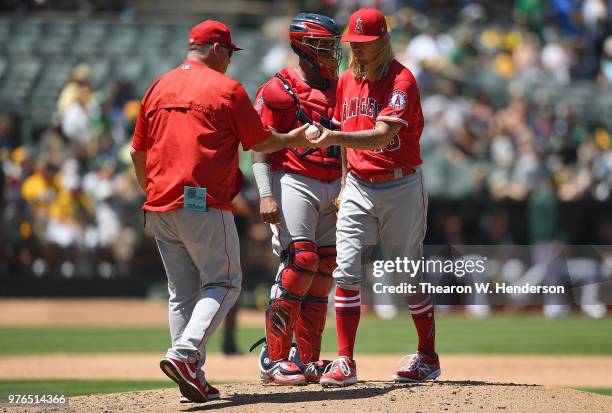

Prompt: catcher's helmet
[{"left": 289, "top": 13, "right": 342, "bottom": 79}]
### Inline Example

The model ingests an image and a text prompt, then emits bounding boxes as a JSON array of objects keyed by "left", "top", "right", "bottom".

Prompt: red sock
[
  {"left": 335, "top": 287, "right": 361, "bottom": 359},
  {"left": 408, "top": 295, "right": 436, "bottom": 357}
]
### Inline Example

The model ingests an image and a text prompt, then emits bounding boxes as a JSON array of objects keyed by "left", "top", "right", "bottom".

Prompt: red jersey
[
  {"left": 333, "top": 59, "right": 424, "bottom": 179},
  {"left": 255, "top": 68, "right": 341, "bottom": 182},
  {"left": 132, "top": 59, "right": 270, "bottom": 212}
]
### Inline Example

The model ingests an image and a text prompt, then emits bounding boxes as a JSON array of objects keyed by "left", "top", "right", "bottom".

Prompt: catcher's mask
[{"left": 289, "top": 13, "right": 342, "bottom": 80}]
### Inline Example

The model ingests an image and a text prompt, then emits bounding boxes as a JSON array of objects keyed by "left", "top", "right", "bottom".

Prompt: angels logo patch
[
  {"left": 355, "top": 17, "right": 363, "bottom": 33},
  {"left": 388, "top": 90, "right": 407, "bottom": 111}
]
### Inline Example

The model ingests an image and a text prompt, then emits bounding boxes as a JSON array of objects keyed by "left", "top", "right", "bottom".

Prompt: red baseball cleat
[
  {"left": 179, "top": 384, "right": 219, "bottom": 403},
  {"left": 160, "top": 358, "right": 219, "bottom": 403},
  {"left": 392, "top": 352, "right": 441, "bottom": 382},
  {"left": 319, "top": 356, "right": 358, "bottom": 387}
]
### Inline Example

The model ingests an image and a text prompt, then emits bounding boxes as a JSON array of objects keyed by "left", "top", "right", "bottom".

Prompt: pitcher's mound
[{"left": 15, "top": 381, "right": 611, "bottom": 413}]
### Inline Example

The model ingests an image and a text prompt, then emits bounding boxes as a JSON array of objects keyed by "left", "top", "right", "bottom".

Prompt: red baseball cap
[
  {"left": 341, "top": 8, "right": 387, "bottom": 43},
  {"left": 187, "top": 20, "right": 243, "bottom": 50}
]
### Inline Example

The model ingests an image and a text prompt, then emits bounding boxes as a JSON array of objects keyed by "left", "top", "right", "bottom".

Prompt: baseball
[{"left": 306, "top": 124, "right": 321, "bottom": 140}]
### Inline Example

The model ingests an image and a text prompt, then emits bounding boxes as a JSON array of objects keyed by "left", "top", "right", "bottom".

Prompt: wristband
[{"left": 252, "top": 162, "right": 273, "bottom": 198}]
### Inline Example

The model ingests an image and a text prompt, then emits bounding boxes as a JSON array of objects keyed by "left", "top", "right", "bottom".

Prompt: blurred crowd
[
  {"left": 1, "top": 1, "right": 611, "bottom": 289},
  {"left": 393, "top": 1, "right": 612, "bottom": 203},
  {"left": 0, "top": 64, "right": 145, "bottom": 279}
]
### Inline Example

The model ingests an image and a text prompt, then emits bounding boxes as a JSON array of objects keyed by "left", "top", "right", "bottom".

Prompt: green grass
[
  {"left": 0, "top": 325, "right": 264, "bottom": 355},
  {"left": 354, "top": 314, "right": 612, "bottom": 355},
  {"left": 575, "top": 387, "right": 612, "bottom": 397},
  {"left": 0, "top": 379, "right": 174, "bottom": 397},
  {"left": 0, "top": 314, "right": 610, "bottom": 355}
]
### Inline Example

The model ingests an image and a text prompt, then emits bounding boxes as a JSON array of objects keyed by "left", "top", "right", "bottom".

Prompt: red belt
[{"left": 353, "top": 167, "right": 416, "bottom": 184}]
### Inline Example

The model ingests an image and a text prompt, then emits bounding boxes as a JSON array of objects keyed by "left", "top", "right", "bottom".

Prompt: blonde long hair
[{"left": 349, "top": 34, "right": 394, "bottom": 82}]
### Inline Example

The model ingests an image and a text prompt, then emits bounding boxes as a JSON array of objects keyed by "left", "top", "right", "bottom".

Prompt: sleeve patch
[{"left": 388, "top": 90, "right": 408, "bottom": 111}]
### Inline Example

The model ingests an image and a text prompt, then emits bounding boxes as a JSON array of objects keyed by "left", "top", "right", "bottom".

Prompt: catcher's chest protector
[
  {"left": 277, "top": 68, "right": 336, "bottom": 126},
  {"left": 276, "top": 69, "right": 341, "bottom": 167}
]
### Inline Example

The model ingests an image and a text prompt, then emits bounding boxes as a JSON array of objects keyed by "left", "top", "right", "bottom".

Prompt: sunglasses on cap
[
  {"left": 221, "top": 44, "right": 233, "bottom": 58},
  {"left": 203, "top": 43, "right": 233, "bottom": 58}
]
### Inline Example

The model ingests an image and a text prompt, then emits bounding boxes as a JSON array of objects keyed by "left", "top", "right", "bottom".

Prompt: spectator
[
  {"left": 57, "top": 64, "right": 93, "bottom": 116},
  {"left": 0, "top": 114, "right": 20, "bottom": 151},
  {"left": 103, "top": 81, "right": 136, "bottom": 144},
  {"left": 61, "top": 85, "right": 98, "bottom": 144},
  {"left": 598, "top": 36, "right": 612, "bottom": 87}
]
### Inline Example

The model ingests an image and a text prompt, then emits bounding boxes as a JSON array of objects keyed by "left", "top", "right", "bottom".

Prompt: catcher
[{"left": 251, "top": 12, "right": 342, "bottom": 385}]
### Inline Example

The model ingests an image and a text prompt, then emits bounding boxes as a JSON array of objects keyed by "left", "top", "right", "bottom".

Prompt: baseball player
[
  {"left": 308, "top": 8, "right": 441, "bottom": 386},
  {"left": 130, "top": 20, "right": 311, "bottom": 403},
  {"left": 251, "top": 13, "right": 342, "bottom": 385}
]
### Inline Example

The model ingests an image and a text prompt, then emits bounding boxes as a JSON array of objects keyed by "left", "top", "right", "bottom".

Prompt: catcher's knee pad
[
  {"left": 279, "top": 240, "right": 319, "bottom": 297},
  {"left": 307, "top": 272, "right": 334, "bottom": 298},
  {"left": 317, "top": 245, "right": 337, "bottom": 276},
  {"left": 295, "top": 295, "right": 328, "bottom": 364},
  {"left": 304, "top": 245, "right": 335, "bottom": 297}
]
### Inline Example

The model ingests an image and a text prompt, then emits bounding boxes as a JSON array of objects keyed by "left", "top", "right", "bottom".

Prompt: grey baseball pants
[
  {"left": 334, "top": 168, "right": 428, "bottom": 289},
  {"left": 147, "top": 208, "right": 241, "bottom": 365}
]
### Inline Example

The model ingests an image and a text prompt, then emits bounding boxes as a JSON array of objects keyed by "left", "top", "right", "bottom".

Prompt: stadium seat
[
  {"left": 12, "top": 19, "right": 44, "bottom": 38},
  {"left": 76, "top": 20, "right": 108, "bottom": 38},
  {"left": 136, "top": 24, "right": 169, "bottom": 55},
  {"left": 69, "top": 21, "right": 108, "bottom": 57},
  {"left": 113, "top": 58, "right": 145, "bottom": 82},
  {"left": 46, "top": 20, "right": 76, "bottom": 38},
  {"left": 0, "top": 56, "right": 7, "bottom": 82},
  {"left": 40, "top": 20, "right": 76, "bottom": 57},
  {"left": 0, "top": 57, "right": 41, "bottom": 104},
  {"left": 103, "top": 25, "right": 137, "bottom": 56},
  {"left": 32, "top": 59, "right": 75, "bottom": 101},
  {"left": 5, "top": 32, "right": 38, "bottom": 56},
  {"left": 144, "top": 56, "right": 179, "bottom": 79},
  {"left": 594, "top": 93, "right": 612, "bottom": 130},
  {"left": 6, "top": 20, "right": 43, "bottom": 56},
  {"left": 0, "top": 18, "right": 12, "bottom": 46},
  {"left": 83, "top": 58, "right": 113, "bottom": 89}
]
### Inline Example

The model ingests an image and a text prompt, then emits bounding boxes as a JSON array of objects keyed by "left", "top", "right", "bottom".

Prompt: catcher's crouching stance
[{"left": 251, "top": 13, "right": 342, "bottom": 385}]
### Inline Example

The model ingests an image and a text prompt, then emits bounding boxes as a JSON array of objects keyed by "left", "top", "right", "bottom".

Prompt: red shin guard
[{"left": 265, "top": 297, "right": 301, "bottom": 361}]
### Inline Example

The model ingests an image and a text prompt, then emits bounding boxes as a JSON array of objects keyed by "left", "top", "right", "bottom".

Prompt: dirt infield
[{"left": 8, "top": 382, "right": 612, "bottom": 413}]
